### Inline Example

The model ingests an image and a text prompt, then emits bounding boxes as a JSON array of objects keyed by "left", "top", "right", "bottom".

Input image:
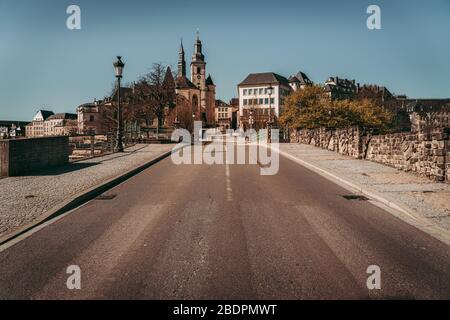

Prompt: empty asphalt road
[{"left": 0, "top": 144, "right": 449, "bottom": 299}]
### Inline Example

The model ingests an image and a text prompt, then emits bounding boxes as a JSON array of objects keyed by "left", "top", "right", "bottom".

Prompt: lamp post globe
[{"left": 114, "top": 56, "right": 124, "bottom": 78}]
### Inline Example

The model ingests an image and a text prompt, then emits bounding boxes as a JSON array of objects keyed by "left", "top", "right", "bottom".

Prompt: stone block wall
[
  {"left": 0, "top": 136, "right": 69, "bottom": 177},
  {"left": 293, "top": 127, "right": 369, "bottom": 159},
  {"left": 292, "top": 128, "right": 449, "bottom": 183}
]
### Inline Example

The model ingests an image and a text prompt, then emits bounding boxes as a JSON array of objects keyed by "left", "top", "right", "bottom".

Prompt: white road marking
[{"left": 225, "top": 163, "right": 233, "bottom": 202}]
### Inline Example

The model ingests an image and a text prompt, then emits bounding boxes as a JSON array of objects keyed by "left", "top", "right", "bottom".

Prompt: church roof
[
  {"left": 176, "top": 76, "right": 198, "bottom": 90},
  {"left": 206, "top": 75, "right": 215, "bottom": 86}
]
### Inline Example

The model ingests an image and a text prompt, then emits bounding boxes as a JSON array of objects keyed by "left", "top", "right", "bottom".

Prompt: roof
[
  {"left": 405, "top": 99, "right": 450, "bottom": 112},
  {"left": 324, "top": 77, "right": 357, "bottom": 94},
  {"left": 238, "top": 72, "right": 290, "bottom": 86},
  {"left": 47, "top": 113, "right": 77, "bottom": 120},
  {"left": 38, "top": 110, "right": 55, "bottom": 120},
  {"left": 289, "top": 71, "right": 312, "bottom": 85},
  {"left": 206, "top": 75, "right": 215, "bottom": 86},
  {"left": 163, "top": 67, "right": 176, "bottom": 89},
  {"left": 176, "top": 76, "right": 198, "bottom": 90},
  {"left": 215, "top": 99, "right": 229, "bottom": 107},
  {"left": 111, "top": 86, "right": 133, "bottom": 100}
]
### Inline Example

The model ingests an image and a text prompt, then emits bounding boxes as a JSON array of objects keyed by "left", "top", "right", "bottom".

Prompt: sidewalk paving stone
[
  {"left": 280, "top": 143, "right": 450, "bottom": 231},
  {"left": 0, "top": 144, "right": 175, "bottom": 238}
]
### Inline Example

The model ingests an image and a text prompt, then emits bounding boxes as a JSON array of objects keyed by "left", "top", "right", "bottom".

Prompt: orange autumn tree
[{"left": 280, "top": 85, "right": 393, "bottom": 131}]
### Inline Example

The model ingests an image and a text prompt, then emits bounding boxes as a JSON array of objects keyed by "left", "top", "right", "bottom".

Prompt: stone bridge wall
[
  {"left": 291, "top": 128, "right": 449, "bottom": 182},
  {"left": 0, "top": 136, "right": 69, "bottom": 177}
]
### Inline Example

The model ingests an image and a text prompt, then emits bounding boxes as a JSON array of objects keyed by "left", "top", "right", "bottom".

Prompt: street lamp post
[
  {"left": 192, "top": 112, "right": 196, "bottom": 143},
  {"left": 113, "top": 56, "right": 125, "bottom": 152},
  {"left": 267, "top": 85, "right": 274, "bottom": 143},
  {"left": 173, "top": 86, "right": 181, "bottom": 130}
]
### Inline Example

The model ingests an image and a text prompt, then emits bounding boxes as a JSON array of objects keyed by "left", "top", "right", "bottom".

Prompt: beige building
[
  {"left": 44, "top": 113, "right": 77, "bottom": 136},
  {"left": 26, "top": 110, "right": 55, "bottom": 138},
  {"left": 77, "top": 100, "right": 108, "bottom": 135},
  {"left": 215, "top": 100, "right": 232, "bottom": 131}
]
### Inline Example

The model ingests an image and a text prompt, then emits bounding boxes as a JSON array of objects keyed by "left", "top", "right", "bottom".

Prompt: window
[
  {"left": 90, "top": 115, "right": 95, "bottom": 122},
  {"left": 259, "top": 98, "right": 264, "bottom": 105},
  {"left": 243, "top": 99, "right": 247, "bottom": 105},
  {"left": 265, "top": 98, "right": 269, "bottom": 105},
  {"left": 259, "top": 88, "right": 263, "bottom": 94},
  {"left": 270, "top": 98, "right": 274, "bottom": 104},
  {"left": 243, "top": 89, "right": 247, "bottom": 95}
]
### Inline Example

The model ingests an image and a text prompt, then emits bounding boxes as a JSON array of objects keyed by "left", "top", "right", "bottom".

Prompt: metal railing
[{"left": 68, "top": 133, "right": 135, "bottom": 162}]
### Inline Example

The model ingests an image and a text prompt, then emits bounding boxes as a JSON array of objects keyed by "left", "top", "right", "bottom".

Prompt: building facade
[
  {"left": 26, "top": 110, "right": 55, "bottom": 138},
  {"left": 324, "top": 76, "right": 359, "bottom": 100},
  {"left": 215, "top": 100, "right": 232, "bottom": 131},
  {"left": 44, "top": 113, "right": 78, "bottom": 136},
  {"left": 238, "top": 72, "right": 292, "bottom": 130},
  {"left": 175, "top": 35, "right": 216, "bottom": 127},
  {"left": 77, "top": 100, "right": 108, "bottom": 135}
]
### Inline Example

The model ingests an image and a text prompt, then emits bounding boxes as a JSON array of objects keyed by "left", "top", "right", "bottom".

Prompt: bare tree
[{"left": 128, "top": 63, "right": 176, "bottom": 139}]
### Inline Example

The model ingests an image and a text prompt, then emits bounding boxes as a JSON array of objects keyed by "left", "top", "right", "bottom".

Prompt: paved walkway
[
  {"left": 279, "top": 143, "right": 450, "bottom": 232},
  {"left": 0, "top": 144, "right": 175, "bottom": 238}
]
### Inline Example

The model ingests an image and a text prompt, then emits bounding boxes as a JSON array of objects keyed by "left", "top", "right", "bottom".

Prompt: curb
[
  {"left": 0, "top": 145, "right": 179, "bottom": 247},
  {"left": 273, "top": 146, "right": 450, "bottom": 247}
]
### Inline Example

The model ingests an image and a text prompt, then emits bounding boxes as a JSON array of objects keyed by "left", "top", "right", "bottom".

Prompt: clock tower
[{"left": 191, "top": 32, "right": 207, "bottom": 109}]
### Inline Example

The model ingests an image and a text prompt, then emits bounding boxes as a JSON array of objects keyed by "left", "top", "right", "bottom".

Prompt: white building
[
  {"left": 26, "top": 110, "right": 55, "bottom": 138},
  {"left": 289, "top": 71, "right": 313, "bottom": 91},
  {"left": 237, "top": 72, "right": 292, "bottom": 130}
]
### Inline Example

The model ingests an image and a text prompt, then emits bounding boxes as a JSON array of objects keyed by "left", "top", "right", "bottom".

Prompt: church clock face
[{"left": 197, "top": 75, "right": 201, "bottom": 80}]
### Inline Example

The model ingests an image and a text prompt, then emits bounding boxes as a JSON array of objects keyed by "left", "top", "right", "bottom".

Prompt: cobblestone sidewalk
[
  {"left": 280, "top": 143, "right": 450, "bottom": 232},
  {"left": 0, "top": 144, "right": 175, "bottom": 238}
]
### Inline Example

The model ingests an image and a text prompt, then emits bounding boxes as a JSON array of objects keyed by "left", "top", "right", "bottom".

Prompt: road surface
[{"left": 0, "top": 144, "right": 449, "bottom": 299}]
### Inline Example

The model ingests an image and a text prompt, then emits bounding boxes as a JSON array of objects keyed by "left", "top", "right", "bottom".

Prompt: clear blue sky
[{"left": 1, "top": 0, "right": 449, "bottom": 121}]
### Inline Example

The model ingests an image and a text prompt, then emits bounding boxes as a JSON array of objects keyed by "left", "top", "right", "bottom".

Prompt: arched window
[{"left": 192, "top": 94, "right": 199, "bottom": 112}]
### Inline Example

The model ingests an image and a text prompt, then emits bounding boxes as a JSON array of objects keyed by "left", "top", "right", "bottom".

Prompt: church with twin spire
[{"left": 175, "top": 33, "right": 216, "bottom": 126}]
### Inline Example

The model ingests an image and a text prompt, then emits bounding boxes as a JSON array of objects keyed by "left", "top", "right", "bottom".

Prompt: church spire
[
  {"left": 193, "top": 31, "right": 204, "bottom": 62},
  {"left": 178, "top": 38, "right": 186, "bottom": 78}
]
